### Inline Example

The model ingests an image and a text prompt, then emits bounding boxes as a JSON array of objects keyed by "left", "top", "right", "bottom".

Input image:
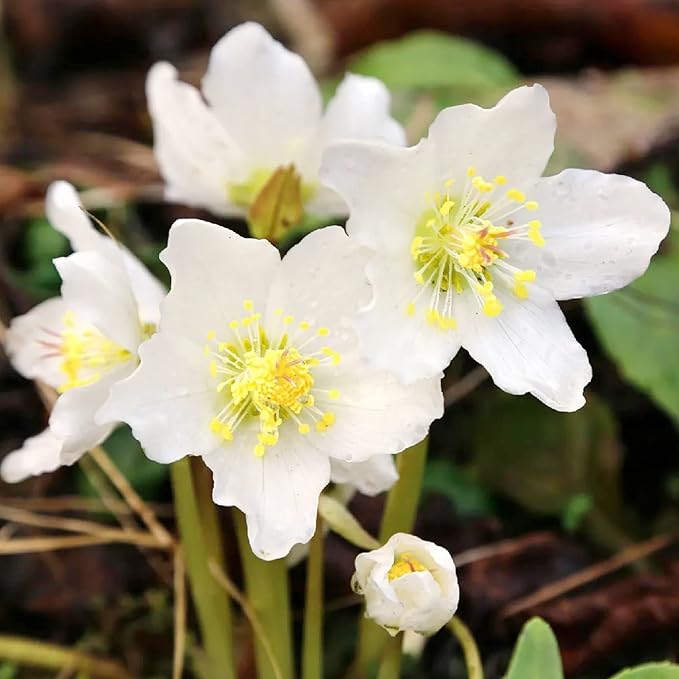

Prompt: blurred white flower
[
  {"left": 321, "top": 85, "right": 671, "bottom": 411},
  {"left": 1, "top": 181, "right": 165, "bottom": 483},
  {"left": 146, "top": 21, "right": 405, "bottom": 219},
  {"left": 99, "top": 222, "right": 442, "bottom": 560},
  {"left": 352, "top": 532, "right": 459, "bottom": 636}
]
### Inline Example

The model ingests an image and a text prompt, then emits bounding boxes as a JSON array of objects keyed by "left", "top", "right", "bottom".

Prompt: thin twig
[
  {"left": 0, "top": 533, "right": 164, "bottom": 554},
  {"left": 453, "top": 532, "right": 557, "bottom": 567},
  {"left": 208, "top": 559, "right": 284, "bottom": 679},
  {"left": 89, "top": 446, "right": 174, "bottom": 548},
  {"left": 7, "top": 495, "right": 173, "bottom": 517},
  {"left": 0, "top": 503, "right": 168, "bottom": 547},
  {"left": 444, "top": 367, "right": 489, "bottom": 407},
  {"left": 0, "top": 634, "right": 132, "bottom": 679},
  {"left": 172, "top": 547, "right": 187, "bottom": 679},
  {"left": 500, "top": 533, "right": 674, "bottom": 618}
]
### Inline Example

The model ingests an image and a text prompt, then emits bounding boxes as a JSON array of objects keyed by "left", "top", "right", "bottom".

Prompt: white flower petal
[
  {"left": 54, "top": 251, "right": 141, "bottom": 353},
  {"left": 265, "top": 226, "right": 371, "bottom": 340},
  {"left": 49, "top": 367, "right": 126, "bottom": 461},
  {"left": 329, "top": 455, "right": 398, "bottom": 496},
  {"left": 355, "top": 255, "right": 462, "bottom": 383},
  {"left": 508, "top": 169, "right": 671, "bottom": 300},
  {"left": 202, "top": 22, "right": 322, "bottom": 170},
  {"left": 46, "top": 181, "right": 165, "bottom": 324},
  {"left": 46, "top": 181, "right": 103, "bottom": 251},
  {"left": 4, "top": 296, "right": 69, "bottom": 388},
  {"left": 320, "top": 139, "right": 435, "bottom": 255},
  {"left": 457, "top": 286, "right": 592, "bottom": 411},
  {"left": 159, "top": 219, "right": 280, "bottom": 344},
  {"left": 313, "top": 363, "right": 442, "bottom": 463},
  {"left": 301, "top": 73, "right": 406, "bottom": 179},
  {"left": 1, "top": 429, "right": 65, "bottom": 483},
  {"left": 203, "top": 426, "right": 330, "bottom": 560},
  {"left": 427, "top": 84, "right": 555, "bottom": 186},
  {"left": 97, "top": 333, "right": 220, "bottom": 464},
  {"left": 146, "top": 62, "right": 246, "bottom": 217}
]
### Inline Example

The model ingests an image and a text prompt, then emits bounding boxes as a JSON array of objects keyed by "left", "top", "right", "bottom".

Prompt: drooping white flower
[
  {"left": 1, "top": 181, "right": 165, "bottom": 482},
  {"left": 320, "top": 85, "right": 671, "bottom": 411},
  {"left": 146, "top": 21, "right": 405, "bottom": 218},
  {"left": 99, "top": 221, "right": 442, "bottom": 560},
  {"left": 352, "top": 532, "right": 459, "bottom": 636}
]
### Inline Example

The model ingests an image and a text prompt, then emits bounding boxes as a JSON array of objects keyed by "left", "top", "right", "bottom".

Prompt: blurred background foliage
[{"left": 1, "top": 1, "right": 679, "bottom": 677}]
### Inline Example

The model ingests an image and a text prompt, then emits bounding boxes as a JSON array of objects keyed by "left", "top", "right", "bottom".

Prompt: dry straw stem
[
  {"left": 0, "top": 635, "right": 132, "bottom": 679},
  {"left": 443, "top": 366, "right": 489, "bottom": 408},
  {"left": 209, "top": 559, "right": 284, "bottom": 679},
  {"left": 5, "top": 495, "right": 173, "bottom": 517},
  {"left": 0, "top": 532, "right": 163, "bottom": 554},
  {"left": 173, "top": 547, "right": 187, "bottom": 679},
  {"left": 500, "top": 533, "right": 674, "bottom": 618}
]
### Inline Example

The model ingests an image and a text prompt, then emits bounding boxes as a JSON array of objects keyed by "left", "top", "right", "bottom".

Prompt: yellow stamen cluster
[
  {"left": 56, "top": 311, "right": 133, "bottom": 393},
  {"left": 407, "top": 167, "right": 545, "bottom": 324},
  {"left": 206, "top": 300, "right": 340, "bottom": 457},
  {"left": 387, "top": 553, "right": 428, "bottom": 581}
]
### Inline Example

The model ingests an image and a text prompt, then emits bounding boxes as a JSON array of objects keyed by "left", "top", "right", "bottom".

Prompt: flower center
[
  {"left": 387, "top": 553, "right": 428, "bottom": 581},
  {"left": 53, "top": 311, "right": 135, "bottom": 393},
  {"left": 228, "top": 165, "right": 317, "bottom": 208},
  {"left": 407, "top": 167, "right": 544, "bottom": 328},
  {"left": 206, "top": 300, "right": 341, "bottom": 457}
]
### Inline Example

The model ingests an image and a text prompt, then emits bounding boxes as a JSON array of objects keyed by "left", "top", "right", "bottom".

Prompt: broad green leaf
[
  {"left": 610, "top": 663, "right": 679, "bottom": 679},
  {"left": 350, "top": 30, "right": 518, "bottom": 91},
  {"left": 471, "top": 393, "right": 623, "bottom": 524},
  {"left": 504, "top": 618, "right": 563, "bottom": 679},
  {"left": 586, "top": 256, "right": 679, "bottom": 428},
  {"left": 423, "top": 458, "right": 495, "bottom": 516}
]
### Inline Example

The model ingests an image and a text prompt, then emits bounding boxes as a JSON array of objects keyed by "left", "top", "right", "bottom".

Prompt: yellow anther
[
  {"left": 317, "top": 327, "right": 330, "bottom": 337},
  {"left": 494, "top": 175, "right": 507, "bottom": 185},
  {"left": 298, "top": 423, "right": 310, "bottom": 434},
  {"left": 528, "top": 220, "right": 545, "bottom": 247},
  {"left": 206, "top": 330, "right": 216, "bottom": 341},
  {"left": 283, "top": 315, "right": 294, "bottom": 325},
  {"left": 209, "top": 361, "right": 217, "bottom": 378},
  {"left": 388, "top": 554, "right": 428, "bottom": 581},
  {"left": 254, "top": 443, "right": 266, "bottom": 457},
  {"left": 410, "top": 236, "right": 424, "bottom": 259},
  {"left": 426, "top": 308, "right": 439, "bottom": 326},
  {"left": 328, "top": 389, "right": 340, "bottom": 400},
  {"left": 513, "top": 282, "right": 529, "bottom": 299},
  {"left": 507, "top": 188, "right": 526, "bottom": 203},
  {"left": 515, "top": 269, "right": 537, "bottom": 282},
  {"left": 299, "top": 320, "right": 310, "bottom": 331},
  {"left": 274, "top": 308, "right": 283, "bottom": 316},
  {"left": 405, "top": 302, "right": 416, "bottom": 317},
  {"left": 438, "top": 315, "right": 457, "bottom": 330},
  {"left": 414, "top": 271, "right": 425, "bottom": 285},
  {"left": 243, "top": 299, "right": 254, "bottom": 312},
  {"left": 210, "top": 418, "right": 222, "bottom": 434},
  {"left": 477, "top": 280, "right": 494, "bottom": 295},
  {"left": 466, "top": 166, "right": 476, "bottom": 177},
  {"left": 444, "top": 178, "right": 455, "bottom": 188},
  {"left": 524, "top": 201, "right": 539, "bottom": 211},
  {"left": 315, "top": 412, "right": 336, "bottom": 432},
  {"left": 482, "top": 296, "right": 503, "bottom": 317},
  {"left": 439, "top": 200, "right": 455, "bottom": 217},
  {"left": 229, "top": 320, "right": 239, "bottom": 329},
  {"left": 321, "top": 347, "right": 341, "bottom": 365}
]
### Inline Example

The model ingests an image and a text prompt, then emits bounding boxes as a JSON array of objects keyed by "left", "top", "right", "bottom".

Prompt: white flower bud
[{"left": 352, "top": 532, "right": 459, "bottom": 636}]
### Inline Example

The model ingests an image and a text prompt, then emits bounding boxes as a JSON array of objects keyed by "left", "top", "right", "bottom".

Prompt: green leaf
[
  {"left": 504, "top": 618, "right": 563, "bottom": 679},
  {"left": 423, "top": 458, "right": 495, "bottom": 516},
  {"left": 23, "top": 217, "right": 69, "bottom": 265},
  {"left": 586, "top": 256, "right": 679, "bottom": 428},
  {"left": 610, "top": 663, "right": 679, "bottom": 679},
  {"left": 349, "top": 30, "right": 518, "bottom": 91}
]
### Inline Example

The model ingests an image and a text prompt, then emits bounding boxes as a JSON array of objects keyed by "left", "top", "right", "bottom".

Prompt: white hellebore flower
[
  {"left": 352, "top": 533, "right": 459, "bottom": 636},
  {"left": 321, "top": 85, "right": 671, "bottom": 411},
  {"left": 146, "top": 21, "right": 405, "bottom": 218},
  {"left": 1, "top": 181, "right": 165, "bottom": 483},
  {"left": 99, "top": 222, "right": 442, "bottom": 560}
]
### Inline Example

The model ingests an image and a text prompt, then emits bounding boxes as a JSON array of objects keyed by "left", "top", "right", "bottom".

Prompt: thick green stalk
[
  {"left": 233, "top": 510, "right": 294, "bottom": 679},
  {"left": 448, "top": 617, "right": 484, "bottom": 679},
  {"left": 376, "top": 634, "right": 403, "bottom": 679},
  {"left": 170, "top": 458, "right": 235, "bottom": 679},
  {"left": 302, "top": 517, "right": 324, "bottom": 679},
  {"left": 356, "top": 438, "right": 429, "bottom": 677}
]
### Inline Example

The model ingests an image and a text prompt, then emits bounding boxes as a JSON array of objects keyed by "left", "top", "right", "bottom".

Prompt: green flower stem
[
  {"left": 376, "top": 633, "right": 403, "bottom": 679},
  {"left": 302, "top": 517, "right": 324, "bottom": 679},
  {"left": 170, "top": 458, "right": 235, "bottom": 679},
  {"left": 356, "top": 438, "right": 429, "bottom": 677},
  {"left": 233, "top": 509, "right": 294, "bottom": 679},
  {"left": 448, "top": 617, "right": 484, "bottom": 679}
]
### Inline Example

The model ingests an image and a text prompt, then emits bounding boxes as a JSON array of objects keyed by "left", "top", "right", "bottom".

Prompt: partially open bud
[{"left": 352, "top": 532, "right": 459, "bottom": 636}]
